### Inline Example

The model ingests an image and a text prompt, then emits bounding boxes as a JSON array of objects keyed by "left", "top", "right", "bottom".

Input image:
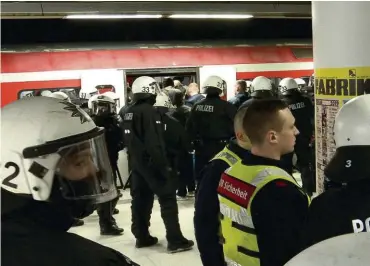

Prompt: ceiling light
[
  {"left": 64, "top": 14, "right": 163, "bottom": 19},
  {"left": 168, "top": 14, "right": 254, "bottom": 19}
]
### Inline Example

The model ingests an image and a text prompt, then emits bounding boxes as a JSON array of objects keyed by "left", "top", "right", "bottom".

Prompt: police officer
[
  {"left": 217, "top": 99, "right": 310, "bottom": 266},
  {"left": 120, "top": 76, "right": 194, "bottom": 253},
  {"left": 153, "top": 93, "right": 191, "bottom": 180},
  {"left": 1, "top": 97, "right": 139, "bottom": 266},
  {"left": 228, "top": 80, "right": 251, "bottom": 109},
  {"left": 302, "top": 94, "right": 370, "bottom": 248},
  {"left": 186, "top": 75, "right": 237, "bottom": 182},
  {"left": 279, "top": 78, "right": 315, "bottom": 196},
  {"left": 195, "top": 106, "right": 250, "bottom": 266},
  {"left": 89, "top": 94, "right": 124, "bottom": 235},
  {"left": 239, "top": 76, "right": 275, "bottom": 109},
  {"left": 168, "top": 89, "right": 196, "bottom": 198}
]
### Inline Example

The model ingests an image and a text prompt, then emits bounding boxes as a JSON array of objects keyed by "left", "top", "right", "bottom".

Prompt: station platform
[{"left": 69, "top": 174, "right": 302, "bottom": 266}]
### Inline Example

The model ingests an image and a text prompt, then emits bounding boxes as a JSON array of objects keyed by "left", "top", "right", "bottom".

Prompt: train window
[
  {"left": 291, "top": 48, "right": 313, "bottom": 59},
  {"left": 18, "top": 87, "right": 81, "bottom": 104}
]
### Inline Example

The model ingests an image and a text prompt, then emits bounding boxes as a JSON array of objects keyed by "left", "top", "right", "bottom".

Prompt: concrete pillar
[{"left": 312, "top": 1, "right": 370, "bottom": 193}]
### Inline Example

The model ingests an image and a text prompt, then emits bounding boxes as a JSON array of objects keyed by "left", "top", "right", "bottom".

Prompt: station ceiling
[
  {"left": 1, "top": 1, "right": 312, "bottom": 19},
  {"left": 1, "top": 1, "right": 313, "bottom": 48}
]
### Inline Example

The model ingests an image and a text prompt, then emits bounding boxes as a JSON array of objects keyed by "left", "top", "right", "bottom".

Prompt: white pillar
[{"left": 312, "top": 1, "right": 370, "bottom": 194}]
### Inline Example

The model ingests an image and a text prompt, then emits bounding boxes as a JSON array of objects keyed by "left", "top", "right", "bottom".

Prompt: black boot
[
  {"left": 71, "top": 218, "right": 84, "bottom": 227},
  {"left": 167, "top": 238, "right": 194, "bottom": 253},
  {"left": 135, "top": 235, "right": 159, "bottom": 248},
  {"left": 100, "top": 224, "right": 124, "bottom": 236}
]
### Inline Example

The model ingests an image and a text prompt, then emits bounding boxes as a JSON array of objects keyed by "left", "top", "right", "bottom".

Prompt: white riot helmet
[
  {"left": 90, "top": 94, "right": 116, "bottom": 115},
  {"left": 154, "top": 93, "right": 173, "bottom": 108},
  {"left": 294, "top": 78, "right": 307, "bottom": 89},
  {"left": 201, "top": 75, "right": 226, "bottom": 94},
  {"left": 250, "top": 76, "right": 273, "bottom": 98},
  {"left": 1, "top": 97, "right": 117, "bottom": 204},
  {"left": 49, "top": 91, "right": 72, "bottom": 103},
  {"left": 41, "top": 90, "right": 53, "bottom": 97},
  {"left": 88, "top": 94, "right": 99, "bottom": 110},
  {"left": 325, "top": 94, "right": 370, "bottom": 183},
  {"left": 103, "top": 91, "right": 120, "bottom": 112},
  {"left": 132, "top": 76, "right": 161, "bottom": 95},
  {"left": 79, "top": 86, "right": 99, "bottom": 100},
  {"left": 279, "top": 78, "right": 299, "bottom": 96}
]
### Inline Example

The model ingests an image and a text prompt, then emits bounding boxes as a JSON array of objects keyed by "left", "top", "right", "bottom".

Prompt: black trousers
[
  {"left": 177, "top": 152, "right": 196, "bottom": 197},
  {"left": 295, "top": 137, "right": 315, "bottom": 195},
  {"left": 97, "top": 165, "right": 119, "bottom": 227},
  {"left": 194, "top": 141, "right": 227, "bottom": 183},
  {"left": 130, "top": 167, "right": 184, "bottom": 243}
]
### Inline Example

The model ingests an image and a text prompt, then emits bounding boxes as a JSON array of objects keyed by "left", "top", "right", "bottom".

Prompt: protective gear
[
  {"left": 186, "top": 92, "right": 237, "bottom": 181},
  {"left": 154, "top": 94, "right": 173, "bottom": 108},
  {"left": 90, "top": 94, "right": 116, "bottom": 116},
  {"left": 79, "top": 86, "right": 99, "bottom": 100},
  {"left": 325, "top": 94, "right": 370, "bottom": 183},
  {"left": 250, "top": 76, "right": 273, "bottom": 98},
  {"left": 41, "top": 90, "right": 53, "bottom": 97},
  {"left": 218, "top": 162, "right": 310, "bottom": 266},
  {"left": 121, "top": 98, "right": 193, "bottom": 251},
  {"left": 279, "top": 78, "right": 299, "bottom": 96},
  {"left": 48, "top": 91, "right": 72, "bottom": 103},
  {"left": 294, "top": 78, "right": 307, "bottom": 90},
  {"left": 1, "top": 97, "right": 117, "bottom": 204},
  {"left": 132, "top": 76, "right": 161, "bottom": 95},
  {"left": 91, "top": 103, "right": 124, "bottom": 236},
  {"left": 201, "top": 75, "right": 227, "bottom": 94},
  {"left": 103, "top": 91, "right": 121, "bottom": 111}
]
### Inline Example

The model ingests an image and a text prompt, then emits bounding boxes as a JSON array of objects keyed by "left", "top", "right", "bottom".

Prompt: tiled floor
[{"left": 70, "top": 174, "right": 303, "bottom": 266}]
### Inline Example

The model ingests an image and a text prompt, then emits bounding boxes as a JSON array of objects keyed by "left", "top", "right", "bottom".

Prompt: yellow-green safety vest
[
  {"left": 217, "top": 161, "right": 310, "bottom": 266},
  {"left": 210, "top": 145, "right": 242, "bottom": 166}
]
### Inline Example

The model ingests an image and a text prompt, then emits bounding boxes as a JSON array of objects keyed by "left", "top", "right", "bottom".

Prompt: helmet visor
[{"left": 55, "top": 133, "right": 117, "bottom": 204}]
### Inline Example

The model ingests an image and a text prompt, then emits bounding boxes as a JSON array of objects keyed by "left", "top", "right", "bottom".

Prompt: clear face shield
[
  {"left": 55, "top": 133, "right": 117, "bottom": 204},
  {"left": 92, "top": 101, "right": 115, "bottom": 116}
]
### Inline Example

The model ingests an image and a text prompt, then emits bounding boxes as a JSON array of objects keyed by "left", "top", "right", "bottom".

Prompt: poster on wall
[{"left": 314, "top": 66, "right": 370, "bottom": 194}]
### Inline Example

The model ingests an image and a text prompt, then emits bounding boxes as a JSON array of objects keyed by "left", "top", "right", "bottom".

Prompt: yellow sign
[{"left": 314, "top": 67, "right": 370, "bottom": 194}]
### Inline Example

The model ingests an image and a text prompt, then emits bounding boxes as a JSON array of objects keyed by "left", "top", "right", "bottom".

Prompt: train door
[
  {"left": 80, "top": 69, "right": 127, "bottom": 110},
  {"left": 199, "top": 66, "right": 237, "bottom": 100},
  {"left": 81, "top": 69, "right": 130, "bottom": 187}
]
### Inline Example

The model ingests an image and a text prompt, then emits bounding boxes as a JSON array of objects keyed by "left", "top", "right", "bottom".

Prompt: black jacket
[
  {"left": 244, "top": 153, "right": 310, "bottom": 266},
  {"left": 92, "top": 114, "right": 123, "bottom": 163},
  {"left": 169, "top": 105, "right": 191, "bottom": 128},
  {"left": 280, "top": 91, "right": 314, "bottom": 140},
  {"left": 120, "top": 101, "right": 169, "bottom": 171},
  {"left": 302, "top": 179, "right": 370, "bottom": 249},
  {"left": 186, "top": 95, "right": 237, "bottom": 142},
  {"left": 1, "top": 189, "right": 139, "bottom": 266},
  {"left": 228, "top": 92, "right": 250, "bottom": 109},
  {"left": 194, "top": 138, "right": 248, "bottom": 266}
]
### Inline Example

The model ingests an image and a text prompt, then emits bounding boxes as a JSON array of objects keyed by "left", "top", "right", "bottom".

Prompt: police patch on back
[
  {"left": 195, "top": 105, "right": 214, "bottom": 112},
  {"left": 289, "top": 102, "right": 305, "bottom": 110},
  {"left": 124, "top": 113, "right": 133, "bottom": 121}
]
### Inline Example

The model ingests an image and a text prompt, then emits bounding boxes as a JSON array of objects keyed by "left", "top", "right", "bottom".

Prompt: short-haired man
[
  {"left": 185, "top": 83, "right": 204, "bottom": 107},
  {"left": 195, "top": 106, "right": 250, "bottom": 266},
  {"left": 217, "top": 99, "right": 310, "bottom": 266},
  {"left": 228, "top": 80, "right": 251, "bottom": 109}
]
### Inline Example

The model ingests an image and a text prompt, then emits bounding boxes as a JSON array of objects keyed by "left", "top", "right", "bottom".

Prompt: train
[{"left": 1, "top": 42, "right": 314, "bottom": 108}]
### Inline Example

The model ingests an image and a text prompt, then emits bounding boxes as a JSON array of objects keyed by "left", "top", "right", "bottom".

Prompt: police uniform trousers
[
  {"left": 97, "top": 158, "right": 119, "bottom": 227},
  {"left": 130, "top": 166, "right": 184, "bottom": 242},
  {"left": 177, "top": 152, "right": 196, "bottom": 197},
  {"left": 195, "top": 139, "right": 228, "bottom": 183},
  {"left": 295, "top": 137, "right": 315, "bottom": 195}
]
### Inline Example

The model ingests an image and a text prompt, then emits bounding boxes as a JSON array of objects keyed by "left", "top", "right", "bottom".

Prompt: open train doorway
[{"left": 125, "top": 67, "right": 199, "bottom": 102}]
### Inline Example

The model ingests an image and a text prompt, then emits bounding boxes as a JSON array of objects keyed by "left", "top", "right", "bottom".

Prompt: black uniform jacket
[
  {"left": 194, "top": 138, "right": 248, "bottom": 266},
  {"left": 245, "top": 153, "right": 310, "bottom": 266}
]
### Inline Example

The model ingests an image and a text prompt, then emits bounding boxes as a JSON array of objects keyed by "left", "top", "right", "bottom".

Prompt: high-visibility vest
[
  {"left": 217, "top": 161, "right": 310, "bottom": 266},
  {"left": 210, "top": 145, "right": 241, "bottom": 166}
]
